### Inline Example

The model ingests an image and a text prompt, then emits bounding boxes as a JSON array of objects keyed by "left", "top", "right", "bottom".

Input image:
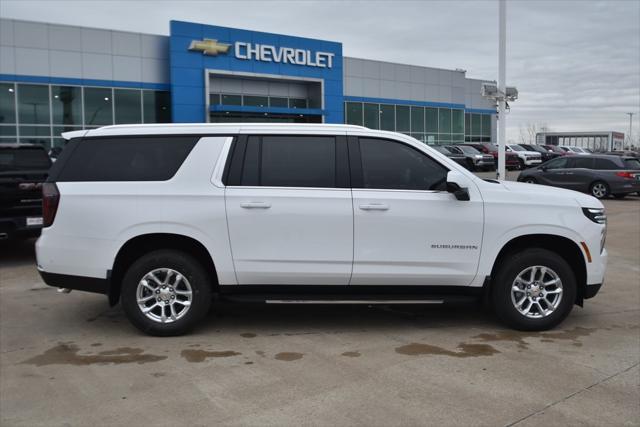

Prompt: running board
[
  {"left": 217, "top": 285, "right": 484, "bottom": 305},
  {"left": 265, "top": 299, "right": 444, "bottom": 304}
]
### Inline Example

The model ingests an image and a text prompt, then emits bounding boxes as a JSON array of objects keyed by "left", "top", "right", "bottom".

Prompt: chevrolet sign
[{"left": 189, "top": 38, "right": 335, "bottom": 68}]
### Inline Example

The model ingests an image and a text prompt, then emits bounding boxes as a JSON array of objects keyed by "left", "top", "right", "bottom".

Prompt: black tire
[
  {"left": 589, "top": 181, "right": 610, "bottom": 199},
  {"left": 491, "top": 248, "right": 576, "bottom": 331},
  {"left": 466, "top": 159, "right": 476, "bottom": 171},
  {"left": 517, "top": 158, "right": 525, "bottom": 170},
  {"left": 612, "top": 193, "right": 626, "bottom": 199},
  {"left": 523, "top": 177, "right": 537, "bottom": 184},
  {"left": 121, "top": 249, "right": 212, "bottom": 336}
]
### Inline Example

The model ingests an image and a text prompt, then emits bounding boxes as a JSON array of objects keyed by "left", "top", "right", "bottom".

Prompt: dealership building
[{"left": 0, "top": 18, "right": 497, "bottom": 149}]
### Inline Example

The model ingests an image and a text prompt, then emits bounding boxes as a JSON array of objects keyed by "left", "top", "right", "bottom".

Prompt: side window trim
[
  {"left": 350, "top": 136, "right": 449, "bottom": 192},
  {"left": 224, "top": 135, "right": 247, "bottom": 186}
]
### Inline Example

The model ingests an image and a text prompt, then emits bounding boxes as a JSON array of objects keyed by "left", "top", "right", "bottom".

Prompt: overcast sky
[{"left": 1, "top": 0, "right": 639, "bottom": 142}]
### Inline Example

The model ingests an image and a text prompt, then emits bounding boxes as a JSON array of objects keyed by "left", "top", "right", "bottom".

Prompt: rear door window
[
  {"left": 260, "top": 136, "right": 335, "bottom": 188},
  {"left": 55, "top": 136, "right": 199, "bottom": 182},
  {"left": 593, "top": 158, "right": 619, "bottom": 170},
  {"left": 229, "top": 135, "right": 345, "bottom": 188},
  {"left": 358, "top": 138, "right": 448, "bottom": 191},
  {"left": 568, "top": 157, "right": 594, "bottom": 169}
]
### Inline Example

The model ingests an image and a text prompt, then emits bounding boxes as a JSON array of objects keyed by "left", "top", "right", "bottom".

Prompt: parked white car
[
  {"left": 37, "top": 124, "right": 607, "bottom": 336},
  {"left": 506, "top": 144, "right": 543, "bottom": 168},
  {"left": 560, "top": 146, "right": 591, "bottom": 155}
]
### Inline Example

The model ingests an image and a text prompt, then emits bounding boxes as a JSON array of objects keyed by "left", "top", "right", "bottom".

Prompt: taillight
[
  {"left": 615, "top": 171, "right": 635, "bottom": 179},
  {"left": 42, "top": 182, "right": 60, "bottom": 227}
]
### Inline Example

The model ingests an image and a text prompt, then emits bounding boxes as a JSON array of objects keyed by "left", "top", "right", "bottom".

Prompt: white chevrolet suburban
[{"left": 36, "top": 124, "right": 607, "bottom": 336}]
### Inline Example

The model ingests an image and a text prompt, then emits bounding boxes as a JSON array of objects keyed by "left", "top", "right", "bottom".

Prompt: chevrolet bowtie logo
[{"left": 188, "top": 39, "right": 231, "bottom": 56}]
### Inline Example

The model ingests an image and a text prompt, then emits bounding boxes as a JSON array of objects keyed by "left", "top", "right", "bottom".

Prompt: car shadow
[
  {"left": 0, "top": 237, "right": 37, "bottom": 268},
  {"left": 71, "top": 296, "right": 495, "bottom": 338}
]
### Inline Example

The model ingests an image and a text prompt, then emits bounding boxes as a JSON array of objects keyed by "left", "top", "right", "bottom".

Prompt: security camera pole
[
  {"left": 626, "top": 112, "right": 634, "bottom": 148},
  {"left": 481, "top": 1, "right": 516, "bottom": 180},
  {"left": 497, "top": 0, "right": 507, "bottom": 180}
]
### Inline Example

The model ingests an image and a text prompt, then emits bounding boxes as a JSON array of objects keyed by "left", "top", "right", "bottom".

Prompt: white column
[{"left": 497, "top": 0, "right": 507, "bottom": 180}]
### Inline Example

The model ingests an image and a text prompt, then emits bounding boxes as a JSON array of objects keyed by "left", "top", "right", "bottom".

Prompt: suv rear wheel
[
  {"left": 121, "top": 250, "right": 211, "bottom": 336},
  {"left": 492, "top": 248, "right": 576, "bottom": 331}
]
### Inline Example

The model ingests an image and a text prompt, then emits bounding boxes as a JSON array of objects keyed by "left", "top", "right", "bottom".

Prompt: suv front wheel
[
  {"left": 492, "top": 248, "right": 576, "bottom": 331},
  {"left": 121, "top": 250, "right": 212, "bottom": 336}
]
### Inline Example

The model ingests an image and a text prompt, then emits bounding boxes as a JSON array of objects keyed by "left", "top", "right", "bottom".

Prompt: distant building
[{"left": 536, "top": 131, "right": 626, "bottom": 152}]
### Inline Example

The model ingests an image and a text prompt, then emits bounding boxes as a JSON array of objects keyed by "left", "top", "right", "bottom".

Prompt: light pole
[
  {"left": 481, "top": 0, "right": 517, "bottom": 180},
  {"left": 497, "top": 0, "right": 506, "bottom": 180},
  {"left": 626, "top": 112, "right": 634, "bottom": 148}
]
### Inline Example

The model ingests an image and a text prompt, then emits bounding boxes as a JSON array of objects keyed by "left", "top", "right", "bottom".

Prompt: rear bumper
[
  {"left": 0, "top": 216, "right": 43, "bottom": 236},
  {"left": 38, "top": 269, "right": 109, "bottom": 295},
  {"left": 609, "top": 180, "right": 640, "bottom": 194}
]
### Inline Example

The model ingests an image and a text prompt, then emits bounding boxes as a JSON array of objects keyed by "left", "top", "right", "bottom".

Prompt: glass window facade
[
  {"left": 52, "top": 86, "right": 82, "bottom": 128},
  {"left": 363, "top": 103, "right": 379, "bottom": 129},
  {"left": 345, "top": 101, "right": 486, "bottom": 145},
  {"left": 0, "top": 82, "right": 171, "bottom": 148},
  {"left": 114, "top": 89, "right": 142, "bottom": 125},
  {"left": 465, "top": 112, "right": 493, "bottom": 143}
]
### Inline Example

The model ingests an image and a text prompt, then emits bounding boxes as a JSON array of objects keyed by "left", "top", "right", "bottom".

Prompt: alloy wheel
[
  {"left": 136, "top": 268, "right": 193, "bottom": 323},
  {"left": 592, "top": 183, "right": 607, "bottom": 198},
  {"left": 510, "top": 265, "right": 563, "bottom": 319}
]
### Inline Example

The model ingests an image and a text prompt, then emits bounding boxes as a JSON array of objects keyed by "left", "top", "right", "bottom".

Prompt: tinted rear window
[
  {"left": 593, "top": 158, "right": 619, "bottom": 170},
  {"left": 623, "top": 158, "right": 640, "bottom": 169},
  {"left": 570, "top": 157, "right": 594, "bottom": 169},
  {"left": 0, "top": 147, "right": 51, "bottom": 171},
  {"left": 56, "top": 136, "right": 199, "bottom": 182}
]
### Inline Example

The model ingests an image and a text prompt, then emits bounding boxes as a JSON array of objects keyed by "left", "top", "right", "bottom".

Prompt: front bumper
[
  {"left": 584, "top": 283, "right": 602, "bottom": 299},
  {"left": 524, "top": 158, "right": 542, "bottom": 166}
]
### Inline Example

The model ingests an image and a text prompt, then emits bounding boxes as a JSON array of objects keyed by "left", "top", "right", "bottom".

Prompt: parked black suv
[
  {"left": 519, "top": 144, "right": 561, "bottom": 162},
  {"left": 0, "top": 143, "right": 51, "bottom": 240},
  {"left": 445, "top": 145, "right": 495, "bottom": 171}
]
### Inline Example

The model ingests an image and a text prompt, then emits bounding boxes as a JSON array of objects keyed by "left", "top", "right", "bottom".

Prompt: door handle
[
  {"left": 240, "top": 202, "right": 271, "bottom": 209},
  {"left": 359, "top": 203, "right": 389, "bottom": 211}
]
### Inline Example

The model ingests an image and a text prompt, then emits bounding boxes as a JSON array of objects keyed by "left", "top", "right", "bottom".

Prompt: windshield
[
  {"left": 623, "top": 158, "right": 640, "bottom": 169},
  {"left": 0, "top": 147, "right": 51, "bottom": 171},
  {"left": 432, "top": 145, "right": 451, "bottom": 154},
  {"left": 509, "top": 145, "right": 526, "bottom": 152},
  {"left": 457, "top": 145, "right": 481, "bottom": 154}
]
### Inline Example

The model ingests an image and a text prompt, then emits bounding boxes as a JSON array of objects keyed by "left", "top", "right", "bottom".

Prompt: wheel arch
[
  {"left": 108, "top": 233, "right": 219, "bottom": 306},
  {"left": 489, "top": 234, "right": 587, "bottom": 306}
]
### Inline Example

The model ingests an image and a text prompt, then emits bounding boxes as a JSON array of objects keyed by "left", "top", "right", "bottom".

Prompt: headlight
[
  {"left": 582, "top": 207, "right": 606, "bottom": 224},
  {"left": 475, "top": 155, "right": 483, "bottom": 158}
]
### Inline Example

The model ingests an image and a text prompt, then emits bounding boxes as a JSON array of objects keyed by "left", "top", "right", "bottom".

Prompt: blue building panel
[{"left": 169, "top": 20, "right": 344, "bottom": 123}]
